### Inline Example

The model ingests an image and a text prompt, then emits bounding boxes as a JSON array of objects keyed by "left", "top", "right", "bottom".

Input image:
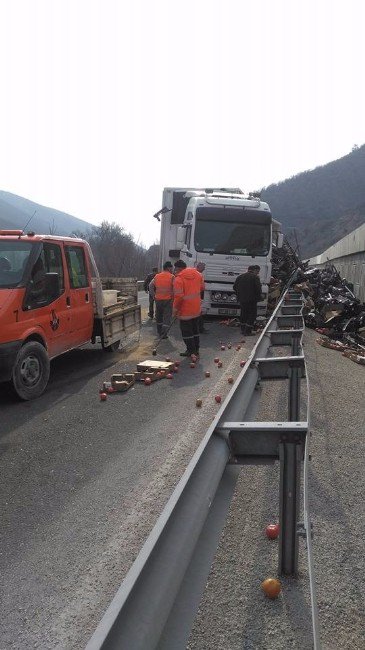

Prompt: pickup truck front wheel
[{"left": 12, "top": 341, "right": 50, "bottom": 400}]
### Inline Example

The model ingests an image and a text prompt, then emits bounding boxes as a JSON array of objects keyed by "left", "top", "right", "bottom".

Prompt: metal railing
[{"left": 86, "top": 288, "right": 321, "bottom": 650}]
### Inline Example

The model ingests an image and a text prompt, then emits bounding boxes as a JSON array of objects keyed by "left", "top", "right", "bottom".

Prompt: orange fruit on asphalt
[{"left": 261, "top": 578, "right": 281, "bottom": 599}]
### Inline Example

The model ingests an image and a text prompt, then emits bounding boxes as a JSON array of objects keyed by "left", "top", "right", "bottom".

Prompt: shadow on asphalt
[
  {"left": 0, "top": 345, "right": 136, "bottom": 439},
  {"left": 0, "top": 319, "right": 245, "bottom": 438}
]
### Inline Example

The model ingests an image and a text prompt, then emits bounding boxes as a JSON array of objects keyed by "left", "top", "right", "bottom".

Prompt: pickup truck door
[
  {"left": 21, "top": 242, "right": 71, "bottom": 358},
  {"left": 64, "top": 244, "right": 94, "bottom": 346}
]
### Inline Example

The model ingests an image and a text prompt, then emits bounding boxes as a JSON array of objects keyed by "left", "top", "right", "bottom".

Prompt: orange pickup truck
[{"left": 0, "top": 230, "right": 141, "bottom": 399}]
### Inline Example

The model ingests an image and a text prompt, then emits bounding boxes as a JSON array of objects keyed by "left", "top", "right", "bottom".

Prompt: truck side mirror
[
  {"left": 277, "top": 233, "right": 284, "bottom": 248},
  {"left": 176, "top": 226, "right": 186, "bottom": 248}
]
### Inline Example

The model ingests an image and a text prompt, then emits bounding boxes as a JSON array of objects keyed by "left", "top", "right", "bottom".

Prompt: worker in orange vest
[
  {"left": 149, "top": 261, "right": 174, "bottom": 338},
  {"left": 173, "top": 260, "right": 204, "bottom": 357}
]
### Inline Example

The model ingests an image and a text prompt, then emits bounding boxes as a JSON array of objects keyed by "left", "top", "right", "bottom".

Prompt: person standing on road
[
  {"left": 233, "top": 264, "right": 262, "bottom": 336},
  {"left": 173, "top": 260, "right": 204, "bottom": 357},
  {"left": 144, "top": 267, "right": 158, "bottom": 319},
  {"left": 149, "top": 261, "right": 174, "bottom": 339},
  {"left": 196, "top": 261, "right": 208, "bottom": 333}
]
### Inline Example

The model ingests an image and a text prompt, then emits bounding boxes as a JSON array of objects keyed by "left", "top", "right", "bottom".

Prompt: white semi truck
[{"left": 155, "top": 187, "right": 283, "bottom": 318}]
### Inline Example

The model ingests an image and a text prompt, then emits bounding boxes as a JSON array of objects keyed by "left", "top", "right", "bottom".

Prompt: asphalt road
[
  {"left": 2, "top": 298, "right": 364, "bottom": 650},
  {"left": 0, "top": 295, "right": 253, "bottom": 649}
]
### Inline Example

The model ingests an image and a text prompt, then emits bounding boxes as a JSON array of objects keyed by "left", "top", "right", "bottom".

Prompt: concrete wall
[{"left": 308, "top": 222, "right": 365, "bottom": 303}]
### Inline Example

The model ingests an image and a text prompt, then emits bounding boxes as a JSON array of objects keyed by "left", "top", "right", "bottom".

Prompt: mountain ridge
[
  {"left": 261, "top": 144, "right": 365, "bottom": 257},
  {"left": 0, "top": 191, "right": 93, "bottom": 237}
]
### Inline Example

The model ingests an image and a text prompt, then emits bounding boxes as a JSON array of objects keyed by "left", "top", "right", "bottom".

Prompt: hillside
[
  {"left": 0, "top": 191, "right": 93, "bottom": 237},
  {"left": 261, "top": 144, "right": 365, "bottom": 258}
]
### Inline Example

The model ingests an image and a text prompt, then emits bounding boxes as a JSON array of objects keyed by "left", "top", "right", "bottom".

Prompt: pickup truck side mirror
[{"left": 45, "top": 272, "right": 61, "bottom": 299}]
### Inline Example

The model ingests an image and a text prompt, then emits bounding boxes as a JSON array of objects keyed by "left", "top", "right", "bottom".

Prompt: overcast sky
[{"left": 0, "top": 0, "right": 364, "bottom": 246}]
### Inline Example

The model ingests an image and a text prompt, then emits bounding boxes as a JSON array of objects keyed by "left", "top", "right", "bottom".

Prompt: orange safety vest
[
  {"left": 154, "top": 271, "right": 174, "bottom": 300},
  {"left": 173, "top": 268, "right": 204, "bottom": 320}
]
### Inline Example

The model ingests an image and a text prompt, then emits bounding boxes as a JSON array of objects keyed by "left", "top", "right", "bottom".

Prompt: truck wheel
[
  {"left": 12, "top": 341, "right": 50, "bottom": 400},
  {"left": 103, "top": 340, "right": 121, "bottom": 352}
]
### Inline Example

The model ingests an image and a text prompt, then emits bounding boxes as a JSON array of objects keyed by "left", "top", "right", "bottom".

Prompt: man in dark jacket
[
  {"left": 233, "top": 265, "right": 262, "bottom": 335},
  {"left": 144, "top": 267, "right": 158, "bottom": 318}
]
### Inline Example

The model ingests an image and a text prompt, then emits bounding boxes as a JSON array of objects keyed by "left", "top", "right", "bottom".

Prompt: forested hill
[{"left": 261, "top": 144, "right": 365, "bottom": 258}]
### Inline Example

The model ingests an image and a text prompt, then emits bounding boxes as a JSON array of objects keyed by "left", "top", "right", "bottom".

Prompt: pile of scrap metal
[
  {"left": 272, "top": 236, "right": 303, "bottom": 284},
  {"left": 268, "top": 237, "right": 305, "bottom": 313},
  {"left": 301, "top": 263, "right": 365, "bottom": 363}
]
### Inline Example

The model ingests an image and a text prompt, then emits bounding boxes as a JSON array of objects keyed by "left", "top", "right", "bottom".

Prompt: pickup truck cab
[{"left": 0, "top": 230, "right": 141, "bottom": 399}]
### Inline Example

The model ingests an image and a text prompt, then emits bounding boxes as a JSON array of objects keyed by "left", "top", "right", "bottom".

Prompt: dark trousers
[
  {"left": 239, "top": 301, "right": 257, "bottom": 334},
  {"left": 148, "top": 295, "right": 155, "bottom": 318},
  {"left": 155, "top": 300, "right": 172, "bottom": 336},
  {"left": 180, "top": 317, "right": 200, "bottom": 354}
]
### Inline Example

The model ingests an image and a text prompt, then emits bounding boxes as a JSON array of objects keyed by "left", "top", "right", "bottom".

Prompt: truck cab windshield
[
  {"left": 194, "top": 207, "right": 271, "bottom": 256},
  {"left": 0, "top": 241, "right": 34, "bottom": 288}
]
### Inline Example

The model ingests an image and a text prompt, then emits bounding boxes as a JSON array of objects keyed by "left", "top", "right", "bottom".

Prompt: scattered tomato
[
  {"left": 228, "top": 377, "right": 234, "bottom": 384},
  {"left": 196, "top": 399, "right": 202, "bottom": 407},
  {"left": 100, "top": 392, "right": 107, "bottom": 401},
  {"left": 214, "top": 357, "right": 220, "bottom": 363},
  {"left": 240, "top": 360, "right": 246, "bottom": 367},
  {"left": 221, "top": 345, "right": 226, "bottom": 351},
  {"left": 261, "top": 578, "right": 281, "bottom": 599},
  {"left": 217, "top": 361, "right": 223, "bottom": 368},
  {"left": 144, "top": 377, "right": 152, "bottom": 385},
  {"left": 205, "top": 371, "right": 211, "bottom": 378},
  {"left": 190, "top": 363, "right": 196, "bottom": 369},
  {"left": 166, "top": 373, "right": 173, "bottom": 379},
  {"left": 266, "top": 524, "right": 280, "bottom": 540},
  {"left": 215, "top": 395, "right": 222, "bottom": 403}
]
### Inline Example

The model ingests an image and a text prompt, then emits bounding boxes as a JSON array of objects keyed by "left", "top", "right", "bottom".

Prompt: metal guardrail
[{"left": 86, "top": 288, "right": 321, "bottom": 650}]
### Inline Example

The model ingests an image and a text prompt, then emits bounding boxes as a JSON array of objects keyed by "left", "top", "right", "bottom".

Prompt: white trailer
[{"left": 156, "top": 187, "right": 283, "bottom": 317}]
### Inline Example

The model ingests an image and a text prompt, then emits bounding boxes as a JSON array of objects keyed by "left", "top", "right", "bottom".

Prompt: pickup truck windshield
[
  {"left": 194, "top": 207, "right": 271, "bottom": 256},
  {"left": 0, "top": 241, "right": 34, "bottom": 288}
]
